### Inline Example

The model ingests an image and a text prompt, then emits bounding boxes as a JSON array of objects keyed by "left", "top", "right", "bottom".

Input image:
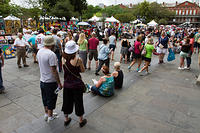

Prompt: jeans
[
  {"left": 96, "top": 59, "right": 110, "bottom": 73},
  {"left": 186, "top": 57, "right": 191, "bottom": 67}
]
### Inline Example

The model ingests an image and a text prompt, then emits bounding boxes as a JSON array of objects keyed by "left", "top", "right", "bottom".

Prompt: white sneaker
[
  {"left": 178, "top": 67, "right": 184, "bottom": 70},
  {"left": 46, "top": 113, "right": 59, "bottom": 123},
  {"left": 184, "top": 66, "right": 191, "bottom": 70},
  {"left": 44, "top": 114, "right": 48, "bottom": 121},
  {"left": 138, "top": 70, "right": 142, "bottom": 73}
]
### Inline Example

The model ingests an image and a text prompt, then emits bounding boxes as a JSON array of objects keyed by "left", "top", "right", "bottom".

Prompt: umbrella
[{"left": 77, "top": 22, "right": 90, "bottom": 26}]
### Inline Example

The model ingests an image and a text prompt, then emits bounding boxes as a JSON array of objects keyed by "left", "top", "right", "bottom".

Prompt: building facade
[{"left": 165, "top": 1, "right": 200, "bottom": 26}]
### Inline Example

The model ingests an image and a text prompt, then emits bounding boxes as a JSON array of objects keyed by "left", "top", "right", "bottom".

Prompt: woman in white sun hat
[{"left": 61, "top": 40, "right": 87, "bottom": 128}]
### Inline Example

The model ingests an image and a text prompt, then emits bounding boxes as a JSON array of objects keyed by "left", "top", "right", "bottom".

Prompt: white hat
[
  {"left": 44, "top": 36, "right": 55, "bottom": 46},
  {"left": 65, "top": 40, "right": 79, "bottom": 54}
]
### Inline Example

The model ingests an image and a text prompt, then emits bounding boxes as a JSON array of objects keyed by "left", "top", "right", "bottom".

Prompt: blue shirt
[
  {"left": 28, "top": 35, "right": 37, "bottom": 46},
  {"left": 98, "top": 44, "right": 110, "bottom": 60}
]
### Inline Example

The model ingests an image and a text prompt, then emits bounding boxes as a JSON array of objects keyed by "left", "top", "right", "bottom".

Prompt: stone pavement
[{"left": 0, "top": 39, "right": 200, "bottom": 133}]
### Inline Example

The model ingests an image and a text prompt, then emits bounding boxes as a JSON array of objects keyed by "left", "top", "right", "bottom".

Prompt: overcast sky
[{"left": 10, "top": 0, "right": 193, "bottom": 7}]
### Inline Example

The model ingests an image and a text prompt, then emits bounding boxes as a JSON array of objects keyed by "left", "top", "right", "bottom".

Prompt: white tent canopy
[
  {"left": 105, "top": 16, "right": 119, "bottom": 23},
  {"left": 4, "top": 15, "right": 20, "bottom": 21},
  {"left": 70, "top": 17, "right": 78, "bottom": 21},
  {"left": 77, "top": 22, "right": 90, "bottom": 26},
  {"left": 147, "top": 20, "right": 158, "bottom": 26},
  {"left": 130, "top": 19, "right": 142, "bottom": 24},
  {"left": 88, "top": 15, "right": 100, "bottom": 22}
]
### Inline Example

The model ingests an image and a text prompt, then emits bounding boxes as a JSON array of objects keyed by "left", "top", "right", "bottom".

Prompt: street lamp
[{"left": 43, "top": 9, "right": 46, "bottom": 31}]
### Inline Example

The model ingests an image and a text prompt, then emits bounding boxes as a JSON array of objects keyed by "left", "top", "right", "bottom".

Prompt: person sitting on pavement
[
  {"left": 95, "top": 38, "right": 112, "bottom": 76},
  {"left": 112, "top": 62, "right": 124, "bottom": 89},
  {"left": 138, "top": 38, "right": 156, "bottom": 74},
  {"left": 91, "top": 65, "right": 114, "bottom": 97}
]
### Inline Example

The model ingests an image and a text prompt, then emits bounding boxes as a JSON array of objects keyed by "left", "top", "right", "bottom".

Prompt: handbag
[
  {"left": 167, "top": 48, "right": 175, "bottom": 62},
  {"left": 158, "top": 37, "right": 164, "bottom": 49},
  {"left": 63, "top": 63, "right": 87, "bottom": 93},
  {"left": 128, "top": 45, "right": 134, "bottom": 52},
  {"left": 141, "top": 46, "right": 147, "bottom": 56}
]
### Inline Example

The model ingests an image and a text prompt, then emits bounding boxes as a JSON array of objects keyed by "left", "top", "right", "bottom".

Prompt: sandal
[
  {"left": 64, "top": 117, "right": 71, "bottom": 126},
  {"left": 79, "top": 119, "right": 87, "bottom": 128}
]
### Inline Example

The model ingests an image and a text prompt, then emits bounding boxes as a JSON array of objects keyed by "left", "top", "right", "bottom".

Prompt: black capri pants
[{"left": 62, "top": 88, "right": 84, "bottom": 117}]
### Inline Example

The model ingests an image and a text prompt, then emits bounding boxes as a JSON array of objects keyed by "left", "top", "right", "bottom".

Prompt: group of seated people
[{"left": 87, "top": 62, "right": 124, "bottom": 97}]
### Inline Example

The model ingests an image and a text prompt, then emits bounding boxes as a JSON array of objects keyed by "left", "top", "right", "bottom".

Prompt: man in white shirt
[
  {"left": 37, "top": 36, "right": 62, "bottom": 123},
  {"left": 14, "top": 33, "right": 29, "bottom": 68},
  {"left": 36, "top": 29, "right": 45, "bottom": 50}
]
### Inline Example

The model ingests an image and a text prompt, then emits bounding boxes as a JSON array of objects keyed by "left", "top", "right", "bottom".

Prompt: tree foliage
[
  {"left": 0, "top": 0, "right": 11, "bottom": 17},
  {"left": 82, "top": 5, "right": 102, "bottom": 19}
]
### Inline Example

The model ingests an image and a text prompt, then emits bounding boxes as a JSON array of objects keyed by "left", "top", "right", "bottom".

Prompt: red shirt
[{"left": 88, "top": 37, "right": 99, "bottom": 50}]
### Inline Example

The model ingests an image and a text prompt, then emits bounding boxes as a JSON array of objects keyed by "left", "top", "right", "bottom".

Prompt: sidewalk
[{"left": 10, "top": 54, "right": 200, "bottom": 133}]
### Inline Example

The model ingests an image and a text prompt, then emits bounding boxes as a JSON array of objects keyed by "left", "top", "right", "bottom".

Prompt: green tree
[
  {"left": 158, "top": 18, "right": 168, "bottom": 25},
  {"left": 102, "top": 5, "right": 124, "bottom": 17},
  {"left": 114, "top": 13, "right": 135, "bottom": 23},
  {"left": 69, "top": 0, "right": 87, "bottom": 15},
  {"left": 0, "top": 0, "right": 11, "bottom": 17},
  {"left": 82, "top": 5, "right": 102, "bottom": 19}
]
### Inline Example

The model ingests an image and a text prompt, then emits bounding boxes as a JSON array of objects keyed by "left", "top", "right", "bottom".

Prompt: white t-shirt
[
  {"left": 24, "top": 34, "right": 32, "bottom": 42},
  {"left": 14, "top": 38, "right": 27, "bottom": 47},
  {"left": 109, "top": 35, "right": 116, "bottom": 45},
  {"left": 36, "top": 34, "right": 45, "bottom": 49},
  {"left": 37, "top": 48, "right": 57, "bottom": 83}
]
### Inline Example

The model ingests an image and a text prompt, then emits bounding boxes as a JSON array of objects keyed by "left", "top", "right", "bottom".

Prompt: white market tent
[
  {"left": 77, "top": 22, "right": 90, "bottom": 26},
  {"left": 88, "top": 15, "right": 100, "bottom": 22},
  {"left": 136, "top": 23, "right": 147, "bottom": 27},
  {"left": 105, "top": 16, "right": 120, "bottom": 23},
  {"left": 70, "top": 17, "right": 78, "bottom": 21},
  {"left": 130, "top": 19, "right": 142, "bottom": 24},
  {"left": 147, "top": 20, "right": 158, "bottom": 26},
  {"left": 4, "top": 15, "right": 20, "bottom": 21}
]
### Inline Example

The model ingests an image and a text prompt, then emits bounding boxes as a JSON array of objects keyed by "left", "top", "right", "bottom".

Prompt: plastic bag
[{"left": 167, "top": 48, "right": 175, "bottom": 62}]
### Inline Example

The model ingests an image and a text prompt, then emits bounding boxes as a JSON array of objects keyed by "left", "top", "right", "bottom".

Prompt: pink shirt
[
  {"left": 134, "top": 41, "right": 141, "bottom": 54},
  {"left": 88, "top": 37, "right": 99, "bottom": 50}
]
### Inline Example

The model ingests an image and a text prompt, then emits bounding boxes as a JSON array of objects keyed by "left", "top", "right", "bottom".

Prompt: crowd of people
[{"left": 0, "top": 25, "right": 200, "bottom": 128}]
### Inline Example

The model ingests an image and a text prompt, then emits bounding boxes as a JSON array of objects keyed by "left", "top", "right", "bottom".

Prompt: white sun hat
[{"left": 65, "top": 40, "right": 79, "bottom": 54}]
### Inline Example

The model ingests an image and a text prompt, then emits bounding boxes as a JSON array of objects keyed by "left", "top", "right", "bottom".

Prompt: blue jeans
[
  {"left": 0, "top": 63, "right": 4, "bottom": 90},
  {"left": 55, "top": 51, "right": 62, "bottom": 72}
]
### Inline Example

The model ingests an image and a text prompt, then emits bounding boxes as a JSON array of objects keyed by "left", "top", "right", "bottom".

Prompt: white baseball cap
[{"left": 64, "top": 40, "right": 79, "bottom": 54}]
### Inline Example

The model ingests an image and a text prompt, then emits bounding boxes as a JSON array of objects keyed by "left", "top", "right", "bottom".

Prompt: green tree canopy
[{"left": 0, "top": 0, "right": 11, "bottom": 17}]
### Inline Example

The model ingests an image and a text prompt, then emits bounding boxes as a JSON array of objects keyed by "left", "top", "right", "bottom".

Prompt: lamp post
[{"left": 43, "top": 9, "right": 46, "bottom": 31}]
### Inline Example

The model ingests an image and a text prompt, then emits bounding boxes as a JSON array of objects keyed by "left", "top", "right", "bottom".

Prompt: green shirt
[
  {"left": 145, "top": 44, "right": 155, "bottom": 58},
  {"left": 195, "top": 33, "right": 200, "bottom": 42},
  {"left": 79, "top": 40, "right": 88, "bottom": 51}
]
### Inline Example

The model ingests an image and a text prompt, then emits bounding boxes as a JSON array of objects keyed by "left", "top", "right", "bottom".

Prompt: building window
[
  {"left": 190, "top": 10, "right": 192, "bottom": 15},
  {"left": 176, "top": 10, "right": 178, "bottom": 15},
  {"left": 179, "top": 10, "right": 182, "bottom": 15},
  {"left": 182, "top": 10, "right": 185, "bottom": 15},
  {"left": 185, "top": 2, "right": 188, "bottom": 5},
  {"left": 186, "top": 10, "right": 188, "bottom": 15},
  {"left": 194, "top": 10, "right": 196, "bottom": 15}
]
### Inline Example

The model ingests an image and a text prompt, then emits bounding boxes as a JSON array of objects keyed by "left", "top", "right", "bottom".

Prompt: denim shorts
[
  {"left": 180, "top": 51, "right": 188, "bottom": 58},
  {"left": 40, "top": 81, "right": 58, "bottom": 110}
]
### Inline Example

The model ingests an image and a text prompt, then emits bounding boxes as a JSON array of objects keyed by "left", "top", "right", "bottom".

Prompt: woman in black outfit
[
  {"left": 112, "top": 62, "right": 124, "bottom": 89},
  {"left": 120, "top": 36, "right": 129, "bottom": 64},
  {"left": 62, "top": 40, "right": 87, "bottom": 127}
]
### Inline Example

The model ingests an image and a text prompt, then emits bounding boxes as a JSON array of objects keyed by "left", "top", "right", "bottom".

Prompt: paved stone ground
[{"left": 0, "top": 39, "right": 200, "bottom": 133}]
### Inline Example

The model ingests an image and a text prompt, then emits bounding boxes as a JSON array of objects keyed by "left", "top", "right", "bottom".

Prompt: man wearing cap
[
  {"left": 88, "top": 32, "right": 99, "bottom": 70},
  {"left": 14, "top": 33, "right": 29, "bottom": 68},
  {"left": 28, "top": 31, "right": 38, "bottom": 63},
  {"left": 37, "top": 36, "right": 62, "bottom": 123}
]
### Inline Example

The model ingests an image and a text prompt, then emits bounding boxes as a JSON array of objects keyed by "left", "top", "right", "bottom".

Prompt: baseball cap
[{"left": 44, "top": 36, "right": 55, "bottom": 46}]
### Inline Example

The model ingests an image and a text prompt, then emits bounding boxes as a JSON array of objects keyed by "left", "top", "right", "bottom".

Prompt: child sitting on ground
[{"left": 112, "top": 62, "right": 124, "bottom": 89}]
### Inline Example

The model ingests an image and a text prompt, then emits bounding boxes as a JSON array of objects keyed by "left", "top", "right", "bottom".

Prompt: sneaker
[
  {"left": 79, "top": 119, "right": 87, "bottom": 128},
  {"left": 136, "top": 68, "right": 140, "bottom": 72},
  {"left": 184, "top": 66, "right": 191, "bottom": 70},
  {"left": 44, "top": 114, "right": 48, "bottom": 121},
  {"left": 178, "top": 67, "right": 184, "bottom": 70},
  {"left": 18, "top": 65, "right": 22, "bottom": 68},
  {"left": 95, "top": 72, "right": 99, "bottom": 76},
  {"left": 146, "top": 71, "right": 150, "bottom": 75},
  {"left": 128, "top": 66, "right": 131, "bottom": 70},
  {"left": 138, "top": 70, "right": 142, "bottom": 73},
  {"left": 85, "top": 84, "right": 91, "bottom": 92},
  {"left": 46, "top": 113, "right": 59, "bottom": 123},
  {"left": 64, "top": 117, "right": 72, "bottom": 126},
  {"left": 24, "top": 64, "right": 29, "bottom": 67}
]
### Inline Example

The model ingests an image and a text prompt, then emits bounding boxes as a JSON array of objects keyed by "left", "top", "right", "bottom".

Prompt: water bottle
[{"left": 54, "top": 87, "right": 62, "bottom": 94}]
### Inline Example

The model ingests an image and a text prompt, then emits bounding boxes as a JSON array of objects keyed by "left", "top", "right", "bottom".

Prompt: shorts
[
  {"left": 180, "top": 51, "right": 188, "bottom": 58},
  {"left": 109, "top": 45, "right": 116, "bottom": 51},
  {"left": 143, "top": 56, "right": 151, "bottom": 62},
  {"left": 120, "top": 47, "right": 128, "bottom": 55},
  {"left": 32, "top": 46, "right": 38, "bottom": 54},
  {"left": 194, "top": 42, "right": 200, "bottom": 48},
  {"left": 157, "top": 47, "right": 167, "bottom": 54},
  {"left": 89, "top": 49, "right": 98, "bottom": 61},
  {"left": 40, "top": 81, "right": 58, "bottom": 110},
  {"left": 133, "top": 53, "right": 141, "bottom": 59}
]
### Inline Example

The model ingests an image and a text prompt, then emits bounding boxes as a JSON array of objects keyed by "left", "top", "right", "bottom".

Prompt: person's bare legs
[
  {"left": 120, "top": 54, "right": 123, "bottom": 63},
  {"left": 111, "top": 51, "right": 114, "bottom": 60},
  {"left": 180, "top": 57, "right": 184, "bottom": 68},
  {"left": 88, "top": 60, "right": 91, "bottom": 69},
  {"left": 48, "top": 109, "right": 53, "bottom": 117},
  {"left": 137, "top": 58, "right": 142, "bottom": 69},
  {"left": 125, "top": 55, "right": 127, "bottom": 64},
  {"left": 95, "top": 61, "right": 98, "bottom": 69},
  {"left": 44, "top": 106, "right": 48, "bottom": 114},
  {"left": 129, "top": 59, "right": 136, "bottom": 67}
]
